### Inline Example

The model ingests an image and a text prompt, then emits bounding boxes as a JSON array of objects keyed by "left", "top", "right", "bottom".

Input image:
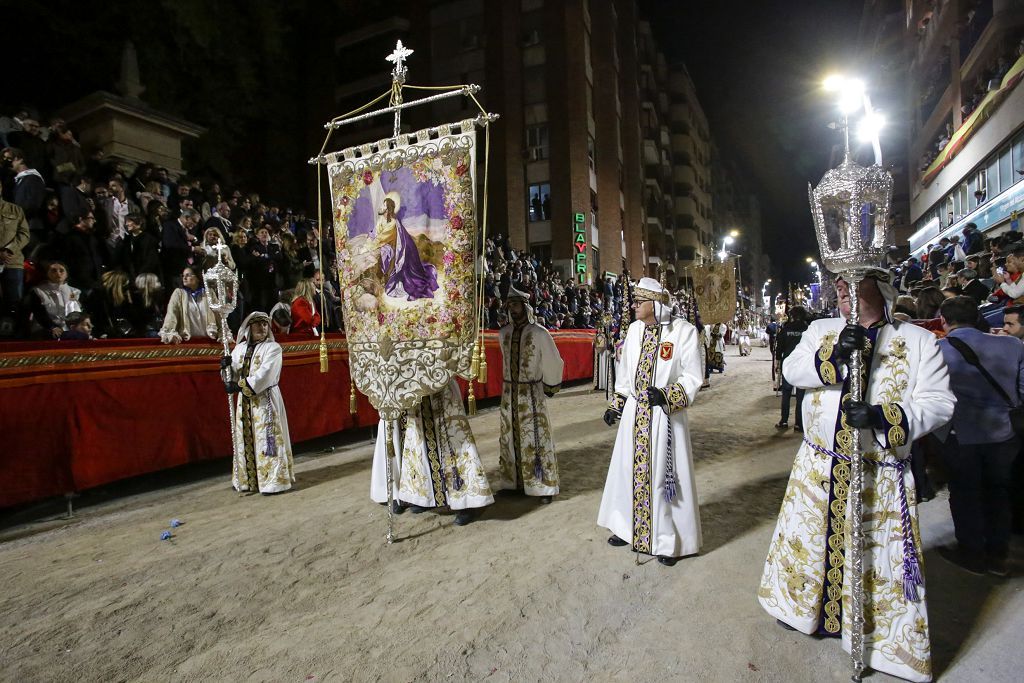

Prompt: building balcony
[
  {"left": 675, "top": 226, "right": 700, "bottom": 249},
  {"left": 673, "top": 165, "right": 696, "bottom": 190},
  {"left": 642, "top": 138, "right": 660, "bottom": 167},
  {"left": 660, "top": 125, "right": 671, "bottom": 149},
  {"left": 671, "top": 132, "right": 696, "bottom": 160},
  {"left": 646, "top": 213, "right": 664, "bottom": 235},
  {"left": 675, "top": 195, "right": 698, "bottom": 218}
]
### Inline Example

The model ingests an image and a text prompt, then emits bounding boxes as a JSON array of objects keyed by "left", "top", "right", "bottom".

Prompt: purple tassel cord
[
  {"left": 663, "top": 473, "right": 678, "bottom": 503},
  {"left": 452, "top": 466, "right": 464, "bottom": 492},
  {"left": 663, "top": 422, "right": 677, "bottom": 503},
  {"left": 533, "top": 455, "right": 544, "bottom": 482},
  {"left": 802, "top": 437, "right": 923, "bottom": 603},
  {"left": 264, "top": 393, "right": 277, "bottom": 458}
]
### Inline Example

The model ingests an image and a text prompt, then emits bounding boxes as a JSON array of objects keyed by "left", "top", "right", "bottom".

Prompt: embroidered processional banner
[
  {"left": 692, "top": 259, "right": 736, "bottom": 325},
  {"left": 328, "top": 120, "right": 479, "bottom": 420}
]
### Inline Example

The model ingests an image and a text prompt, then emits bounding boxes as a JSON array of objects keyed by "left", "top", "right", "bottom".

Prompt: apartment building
[
  {"left": 318, "top": 0, "right": 731, "bottom": 286},
  {"left": 903, "top": 0, "right": 1024, "bottom": 255}
]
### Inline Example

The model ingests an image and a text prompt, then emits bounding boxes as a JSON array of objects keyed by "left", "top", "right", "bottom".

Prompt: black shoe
[
  {"left": 391, "top": 500, "right": 406, "bottom": 515},
  {"left": 408, "top": 504, "right": 428, "bottom": 514},
  {"left": 988, "top": 556, "right": 1010, "bottom": 577},
  {"left": 538, "top": 496, "right": 552, "bottom": 505},
  {"left": 607, "top": 535, "right": 628, "bottom": 547},
  {"left": 776, "top": 619, "right": 798, "bottom": 631},
  {"left": 657, "top": 556, "right": 678, "bottom": 567},
  {"left": 775, "top": 421, "right": 788, "bottom": 430},
  {"left": 794, "top": 425, "right": 803, "bottom": 433},
  {"left": 453, "top": 510, "right": 474, "bottom": 526},
  {"left": 937, "top": 545, "right": 986, "bottom": 576}
]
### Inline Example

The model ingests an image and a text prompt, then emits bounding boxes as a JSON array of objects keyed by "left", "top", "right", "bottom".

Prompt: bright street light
[
  {"left": 729, "top": 229, "right": 740, "bottom": 238},
  {"left": 724, "top": 236, "right": 734, "bottom": 246},
  {"left": 718, "top": 250, "right": 728, "bottom": 260},
  {"left": 857, "top": 111, "right": 886, "bottom": 143},
  {"left": 823, "top": 72, "right": 882, "bottom": 165}
]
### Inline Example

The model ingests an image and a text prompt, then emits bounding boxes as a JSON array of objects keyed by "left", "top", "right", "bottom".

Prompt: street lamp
[
  {"left": 823, "top": 74, "right": 884, "bottom": 165},
  {"left": 806, "top": 258, "right": 823, "bottom": 311},
  {"left": 719, "top": 234, "right": 735, "bottom": 261}
]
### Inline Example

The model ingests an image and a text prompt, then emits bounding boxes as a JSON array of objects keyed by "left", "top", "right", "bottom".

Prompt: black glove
[
  {"left": 646, "top": 387, "right": 667, "bottom": 407},
  {"left": 836, "top": 325, "right": 867, "bottom": 362},
  {"left": 603, "top": 409, "right": 620, "bottom": 426},
  {"left": 225, "top": 381, "right": 241, "bottom": 395},
  {"left": 220, "top": 355, "right": 232, "bottom": 370},
  {"left": 844, "top": 399, "right": 884, "bottom": 429}
]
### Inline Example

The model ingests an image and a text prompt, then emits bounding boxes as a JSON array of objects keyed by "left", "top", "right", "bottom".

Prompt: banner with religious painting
[
  {"left": 692, "top": 259, "right": 737, "bottom": 325},
  {"left": 327, "top": 121, "right": 479, "bottom": 420}
]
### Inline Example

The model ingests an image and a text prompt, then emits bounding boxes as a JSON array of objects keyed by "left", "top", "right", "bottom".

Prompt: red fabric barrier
[{"left": 0, "top": 330, "right": 594, "bottom": 508}]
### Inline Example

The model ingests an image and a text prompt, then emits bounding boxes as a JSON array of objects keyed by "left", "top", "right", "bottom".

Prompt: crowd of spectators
[
  {"left": 0, "top": 108, "right": 342, "bottom": 343},
  {"left": 918, "top": 34, "right": 1023, "bottom": 174},
  {"left": 960, "top": 35, "right": 1023, "bottom": 119},
  {"left": 888, "top": 222, "right": 1024, "bottom": 332},
  {"left": 482, "top": 233, "right": 619, "bottom": 331}
]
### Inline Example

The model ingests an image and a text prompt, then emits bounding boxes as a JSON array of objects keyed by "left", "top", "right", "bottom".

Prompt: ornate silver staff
[
  {"left": 204, "top": 245, "right": 242, "bottom": 484},
  {"left": 808, "top": 134, "right": 892, "bottom": 679}
]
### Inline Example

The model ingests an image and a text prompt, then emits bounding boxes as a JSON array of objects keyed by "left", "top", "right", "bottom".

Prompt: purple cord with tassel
[
  {"left": 803, "top": 437, "right": 923, "bottom": 602},
  {"left": 663, "top": 420, "right": 677, "bottom": 503}
]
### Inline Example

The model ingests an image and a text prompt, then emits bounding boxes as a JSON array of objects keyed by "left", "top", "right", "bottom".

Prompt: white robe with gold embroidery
[
  {"left": 230, "top": 339, "right": 295, "bottom": 493},
  {"left": 597, "top": 318, "right": 704, "bottom": 558},
  {"left": 498, "top": 321, "right": 564, "bottom": 496},
  {"left": 370, "top": 418, "right": 403, "bottom": 503},
  {"left": 398, "top": 380, "right": 493, "bottom": 510},
  {"left": 758, "top": 317, "right": 955, "bottom": 683}
]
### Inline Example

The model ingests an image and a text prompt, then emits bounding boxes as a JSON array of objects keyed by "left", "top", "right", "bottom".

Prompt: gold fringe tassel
[
  {"left": 477, "top": 333, "right": 487, "bottom": 384},
  {"left": 467, "top": 381, "right": 476, "bottom": 415},
  {"left": 469, "top": 339, "right": 481, "bottom": 379},
  {"left": 319, "top": 334, "right": 328, "bottom": 373},
  {"left": 349, "top": 377, "right": 358, "bottom": 415}
]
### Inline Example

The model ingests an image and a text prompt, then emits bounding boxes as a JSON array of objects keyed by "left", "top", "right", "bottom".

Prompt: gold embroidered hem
[{"left": 630, "top": 325, "right": 661, "bottom": 555}]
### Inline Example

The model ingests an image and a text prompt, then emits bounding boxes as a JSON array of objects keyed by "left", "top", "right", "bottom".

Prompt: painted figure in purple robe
[{"left": 375, "top": 191, "right": 438, "bottom": 301}]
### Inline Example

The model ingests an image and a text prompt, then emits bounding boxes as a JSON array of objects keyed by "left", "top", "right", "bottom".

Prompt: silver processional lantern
[
  {"left": 204, "top": 247, "right": 239, "bottom": 364},
  {"left": 808, "top": 158, "right": 892, "bottom": 276},
  {"left": 808, "top": 98, "right": 894, "bottom": 682},
  {"left": 204, "top": 246, "right": 242, "bottom": 481}
]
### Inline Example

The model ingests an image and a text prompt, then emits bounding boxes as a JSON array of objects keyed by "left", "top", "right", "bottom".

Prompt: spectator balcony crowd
[
  {"left": 0, "top": 108, "right": 342, "bottom": 343},
  {"left": 482, "top": 234, "right": 619, "bottom": 332},
  {"left": 0, "top": 108, "right": 623, "bottom": 347},
  {"left": 886, "top": 223, "right": 1024, "bottom": 335}
]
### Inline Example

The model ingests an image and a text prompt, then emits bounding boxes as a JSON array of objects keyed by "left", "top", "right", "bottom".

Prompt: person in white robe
[
  {"left": 598, "top": 277, "right": 704, "bottom": 566},
  {"left": 593, "top": 321, "right": 612, "bottom": 392},
  {"left": 737, "top": 326, "right": 751, "bottom": 356},
  {"left": 757, "top": 272, "right": 955, "bottom": 683},
  {"left": 497, "top": 286, "right": 565, "bottom": 503},
  {"left": 706, "top": 322, "right": 727, "bottom": 372},
  {"left": 226, "top": 311, "right": 295, "bottom": 494},
  {"left": 370, "top": 417, "right": 404, "bottom": 512},
  {"left": 398, "top": 379, "right": 493, "bottom": 525},
  {"left": 696, "top": 316, "right": 710, "bottom": 389}
]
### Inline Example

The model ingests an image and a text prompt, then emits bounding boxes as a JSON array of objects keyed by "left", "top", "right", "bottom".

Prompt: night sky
[{"left": 644, "top": 0, "right": 866, "bottom": 284}]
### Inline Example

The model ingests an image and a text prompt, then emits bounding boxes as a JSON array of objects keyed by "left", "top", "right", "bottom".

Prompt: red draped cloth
[{"left": 0, "top": 330, "right": 595, "bottom": 508}]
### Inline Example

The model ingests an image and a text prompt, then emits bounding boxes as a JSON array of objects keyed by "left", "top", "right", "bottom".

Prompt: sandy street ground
[{"left": 1, "top": 346, "right": 1022, "bottom": 682}]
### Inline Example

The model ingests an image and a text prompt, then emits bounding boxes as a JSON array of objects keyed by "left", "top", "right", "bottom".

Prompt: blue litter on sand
[
  {"left": 160, "top": 531, "right": 173, "bottom": 541},
  {"left": 170, "top": 519, "right": 183, "bottom": 528}
]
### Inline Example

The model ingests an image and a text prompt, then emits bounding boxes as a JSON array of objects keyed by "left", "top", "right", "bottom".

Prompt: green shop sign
[{"left": 574, "top": 212, "right": 587, "bottom": 283}]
